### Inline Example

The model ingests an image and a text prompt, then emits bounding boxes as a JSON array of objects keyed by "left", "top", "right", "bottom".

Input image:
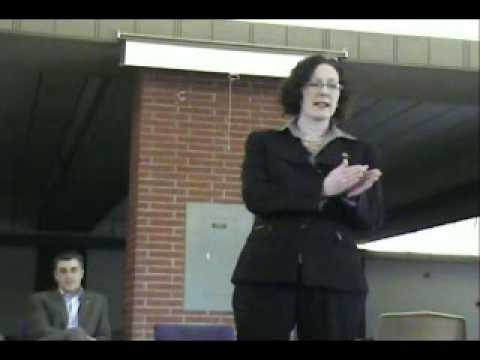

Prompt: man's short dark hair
[
  {"left": 53, "top": 251, "right": 84, "bottom": 270},
  {"left": 280, "top": 54, "right": 352, "bottom": 123}
]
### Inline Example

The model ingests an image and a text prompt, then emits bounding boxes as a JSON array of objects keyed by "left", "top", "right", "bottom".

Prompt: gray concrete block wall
[
  {"left": 136, "top": 20, "right": 177, "bottom": 38},
  {"left": 212, "top": 20, "right": 250, "bottom": 43},
  {"left": 397, "top": 36, "right": 429, "bottom": 66},
  {"left": 429, "top": 38, "right": 464, "bottom": 68},
  {"left": 56, "top": 20, "right": 96, "bottom": 38},
  {"left": 98, "top": 20, "right": 136, "bottom": 40},
  {"left": 19, "top": 19, "right": 56, "bottom": 35},
  {"left": 330, "top": 30, "right": 359, "bottom": 59},
  {"left": 469, "top": 42, "right": 479, "bottom": 69},
  {"left": 359, "top": 33, "right": 395, "bottom": 63},
  {"left": 287, "top": 26, "right": 327, "bottom": 49},
  {"left": 252, "top": 23, "right": 287, "bottom": 46},
  {"left": 180, "top": 20, "right": 212, "bottom": 40},
  {"left": 0, "top": 20, "right": 14, "bottom": 31},
  {"left": 0, "top": 19, "right": 477, "bottom": 71}
]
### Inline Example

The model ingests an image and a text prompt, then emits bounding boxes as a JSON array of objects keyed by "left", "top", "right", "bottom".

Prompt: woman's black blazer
[{"left": 231, "top": 128, "right": 384, "bottom": 292}]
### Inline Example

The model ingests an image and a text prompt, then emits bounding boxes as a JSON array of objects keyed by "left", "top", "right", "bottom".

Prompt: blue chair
[
  {"left": 154, "top": 323, "right": 236, "bottom": 341},
  {"left": 19, "top": 320, "right": 30, "bottom": 340}
]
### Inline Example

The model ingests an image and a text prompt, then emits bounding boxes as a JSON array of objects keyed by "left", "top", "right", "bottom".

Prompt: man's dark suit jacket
[
  {"left": 231, "top": 128, "right": 384, "bottom": 292},
  {"left": 28, "top": 290, "right": 111, "bottom": 340}
]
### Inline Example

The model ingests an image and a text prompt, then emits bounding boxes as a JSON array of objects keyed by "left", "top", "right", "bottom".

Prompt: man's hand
[
  {"left": 346, "top": 169, "right": 382, "bottom": 197},
  {"left": 323, "top": 159, "right": 369, "bottom": 197}
]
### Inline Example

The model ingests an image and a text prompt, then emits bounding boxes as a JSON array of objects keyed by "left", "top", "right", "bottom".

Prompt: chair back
[
  {"left": 376, "top": 311, "right": 466, "bottom": 340},
  {"left": 154, "top": 323, "right": 236, "bottom": 341}
]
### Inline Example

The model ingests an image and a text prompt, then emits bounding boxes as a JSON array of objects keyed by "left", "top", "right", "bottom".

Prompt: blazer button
[
  {"left": 336, "top": 231, "right": 343, "bottom": 241},
  {"left": 300, "top": 223, "right": 308, "bottom": 230}
]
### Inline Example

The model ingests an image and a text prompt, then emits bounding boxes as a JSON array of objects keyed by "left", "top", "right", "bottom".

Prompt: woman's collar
[{"left": 282, "top": 117, "right": 357, "bottom": 141}]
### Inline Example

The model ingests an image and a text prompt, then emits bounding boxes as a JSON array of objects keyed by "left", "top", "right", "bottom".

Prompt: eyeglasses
[{"left": 306, "top": 81, "right": 344, "bottom": 91}]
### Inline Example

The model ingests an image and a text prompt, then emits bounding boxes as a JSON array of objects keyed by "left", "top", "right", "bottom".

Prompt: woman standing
[{"left": 231, "top": 54, "right": 384, "bottom": 340}]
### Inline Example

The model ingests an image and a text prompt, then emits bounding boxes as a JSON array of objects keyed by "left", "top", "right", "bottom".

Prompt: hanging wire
[{"left": 227, "top": 74, "right": 240, "bottom": 152}]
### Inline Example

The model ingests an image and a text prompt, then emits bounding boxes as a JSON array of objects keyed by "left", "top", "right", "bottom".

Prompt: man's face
[{"left": 54, "top": 258, "right": 84, "bottom": 293}]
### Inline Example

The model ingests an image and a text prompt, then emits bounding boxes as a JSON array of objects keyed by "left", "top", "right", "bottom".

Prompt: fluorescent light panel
[
  {"left": 358, "top": 217, "right": 479, "bottom": 257},
  {"left": 122, "top": 40, "right": 310, "bottom": 78}
]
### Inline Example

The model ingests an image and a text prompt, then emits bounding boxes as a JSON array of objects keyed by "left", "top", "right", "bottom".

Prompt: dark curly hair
[{"left": 280, "top": 54, "right": 352, "bottom": 123}]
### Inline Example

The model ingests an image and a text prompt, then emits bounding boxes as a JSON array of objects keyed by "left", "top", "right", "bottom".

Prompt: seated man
[{"left": 28, "top": 251, "right": 111, "bottom": 340}]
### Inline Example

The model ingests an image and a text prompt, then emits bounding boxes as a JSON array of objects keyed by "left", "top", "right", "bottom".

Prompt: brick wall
[{"left": 125, "top": 68, "right": 284, "bottom": 340}]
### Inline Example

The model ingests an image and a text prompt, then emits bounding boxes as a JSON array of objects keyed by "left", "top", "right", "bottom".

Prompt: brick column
[{"left": 124, "top": 68, "right": 283, "bottom": 340}]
